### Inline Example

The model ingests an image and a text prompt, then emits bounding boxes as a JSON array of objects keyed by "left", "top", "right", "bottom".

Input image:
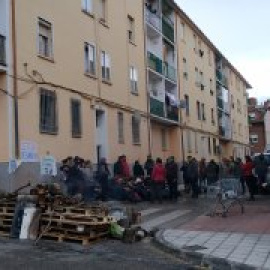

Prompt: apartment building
[
  {"left": 248, "top": 98, "right": 270, "bottom": 154},
  {"left": 145, "top": 0, "right": 251, "bottom": 162},
  {"left": 0, "top": 0, "right": 149, "bottom": 174},
  {"left": 0, "top": 0, "right": 251, "bottom": 190}
]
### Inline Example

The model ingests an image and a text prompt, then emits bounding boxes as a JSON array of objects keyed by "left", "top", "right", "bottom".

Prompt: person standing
[
  {"left": 97, "top": 158, "right": 110, "bottom": 201},
  {"left": 181, "top": 160, "right": 190, "bottom": 193},
  {"left": 255, "top": 154, "right": 268, "bottom": 185},
  {"left": 242, "top": 156, "right": 256, "bottom": 201},
  {"left": 235, "top": 158, "right": 245, "bottom": 195},
  {"left": 151, "top": 158, "right": 166, "bottom": 203},
  {"left": 206, "top": 159, "right": 219, "bottom": 185},
  {"left": 133, "top": 160, "right": 145, "bottom": 179},
  {"left": 166, "top": 156, "right": 178, "bottom": 201},
  {"left": 144, "top": 155, "right": 154, "bottom": 178},
  {"left": 199, "top": 158, "right": 207, "bottom": 193},
  {"left": 187, "top": 157, "right": 199, "bottom": 199}
]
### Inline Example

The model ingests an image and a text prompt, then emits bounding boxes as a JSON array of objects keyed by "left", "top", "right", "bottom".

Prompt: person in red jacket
[
  {"left": 151, "top": 158, "right": 166, "bottom": 203},
  {"left": 242, "top": 155, "right": 256, "bottom": 201}
]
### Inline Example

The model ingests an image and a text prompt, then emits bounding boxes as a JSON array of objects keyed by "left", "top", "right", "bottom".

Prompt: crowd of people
[{"left": 59, "top": 153, "right": 269, "bottom": 203}]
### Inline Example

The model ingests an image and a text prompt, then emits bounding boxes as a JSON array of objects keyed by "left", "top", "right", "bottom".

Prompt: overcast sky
[{"left": 175, "top": 0, "right": 270, "bottom": 102}]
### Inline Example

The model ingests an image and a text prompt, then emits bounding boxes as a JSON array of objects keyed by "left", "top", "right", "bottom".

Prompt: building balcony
[
  {"left": 150, "top": 97, "right": 165, "bottom": 118},
  {"left": 166, "top": 105, "right": 179, "bottom": 122},
  {"left": 147, "top": 52, "right": 163, "bottom": 74},
  {"left": 163, "top": 62, "right": 176, "bottom": 82},
  {"left": 145, "top": 8, "right": 161, "bottom": 32},
  {"left": 219, "top": 125, "right": 232, "bottom": 141},
  {"left": 162, "top": 18, "right": 174, "bottom": 42},
  {"left": 0, "top": 35, "right": 6, "bottom": 68},
  {"left": 150, "top": 97, "right": 179, "bottom": 123}
]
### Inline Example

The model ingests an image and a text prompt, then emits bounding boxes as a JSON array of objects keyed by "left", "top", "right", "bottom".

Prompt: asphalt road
[{"left": 0, "top": 237, "right": 200, "bottom": 270}]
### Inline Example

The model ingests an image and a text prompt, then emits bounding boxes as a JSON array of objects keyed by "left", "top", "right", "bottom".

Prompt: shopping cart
[{"left": 209, "top": 177, "right": 245, "bottom": 218}]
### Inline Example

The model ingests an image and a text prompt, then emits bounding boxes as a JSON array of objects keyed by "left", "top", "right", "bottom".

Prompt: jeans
[{"left": 190, "top": 177, "right": 199, "bottom": 198}]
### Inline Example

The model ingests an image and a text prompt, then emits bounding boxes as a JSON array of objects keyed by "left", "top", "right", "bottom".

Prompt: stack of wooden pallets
[
  {"left": 39, "top": 205, "right": 114, "bottom": 245},
  {"left": 0, "top": 200, "right": 16, "bottom": 237}
]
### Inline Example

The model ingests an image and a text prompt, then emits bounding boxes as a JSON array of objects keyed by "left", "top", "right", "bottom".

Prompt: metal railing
[
  {"left": 145, "top": 8, "right": 161, "bottom": 31},
  {"left": 162, "top": 18, "right": 174, "bottom": 42},
  {"left": 147, "top": 51, "right": 163, "bottom": 74},
  {"left": 150, "top": 97, "right": 165, "bottom": 118},
  {"left": 0, "top": 35, "right": 6, "bottom": 66},
  {"left": 163, "top": 62, "right": 176, "bottom": 82}
]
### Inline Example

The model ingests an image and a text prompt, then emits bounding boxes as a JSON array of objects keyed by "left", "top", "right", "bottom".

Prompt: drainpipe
[
  {"left": 143, "top": 3, "right": 152, "bottom": 156},
  {"left": 11, "top": 0, "right": 19, "bottom": 159}
]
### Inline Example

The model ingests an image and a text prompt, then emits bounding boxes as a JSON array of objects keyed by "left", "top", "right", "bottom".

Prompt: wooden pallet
[
  {"left": 46, "top": 206, "right": 108, "bottom": 217},
  {"left": 40, "top": 232, "right": 107, "bottom": 246},
  {"left": 41, "top": 213, "right": 114, "bottom": 225}
]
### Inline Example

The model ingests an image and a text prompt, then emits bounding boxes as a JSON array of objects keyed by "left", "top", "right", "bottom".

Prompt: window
[
  {"left": 208, "top": 137, "right": 212, "bottom": 154},
  {"left": 211, "top": 108, "right": 215, "bottom": 125},
  {"left": 187, "top": 130, "right": 192, "bottom": 153},
  {"left": 98, "top": 0, "right": 107, "bottom": 22},
  {"left": 195, "top": 67, "right": 199, "bottom": 85},
  {"left": 81, "top": 0, "right": 93, "bottom": 14},
  {"left": 40, "top": 88, "right": 58, "bottom": 134},
  {"left": 197, "top": 101, "right": 201, "bottom": 120},
  {"left": 210, "top": 79, "right": 213, "bottom": 95},
  {"left": 84, "top": 43, "right": 96, "bottom": 75},
  {"left": 200, "top": 71, "right": 204, "bottom": 89},
  {"left": 132, "top": 115, "right": 140, "bottom": 144},
  {"left": 183, "top": 58, "right": 188, "bottom": 79},
  {"left": 101, "top": 50, "right": 111, "bottom": 81},
  {"left": 213, "top": 138, "right": 217, "bottom": 155},
  {"left": 117, "top": 112, "right": 124, "bottom": 144},
  {"left": 208, "top": 49, "right": 212, "bottom": 66},
  {"left": 180, "top": 22, "right": 185, "bottom": 40},
  {"left": 128, "top": 16, "right": 135, "bottom": 43},
  {"left": 71, "top": 99, "right": 82, "bottom": 138},
  {"left": 250, "top": 134, "right": 258, "bottom": 144},
  {"left": 161, "top": 129, "right": 167, "bottom": 150},
  {"left": 249, "top": 112, "right": 256, "bottom": 120},
  {"left": 38, "top": 18, "right": 53, "bottom": 58},
  {"left": 184, "top": 95, "right": 189, "bottom": 116},
  {"left": 130, "top": 66, "right": 138, "bottom": 94},
  {"left": 194, "top": 133, "right": 198, "bottom": 153},
  {"left": 193, "top": 34, "right": 197, "bottom": 52},
  {"left": 201, "top": 103, "right": 205, "bottom": 120}
]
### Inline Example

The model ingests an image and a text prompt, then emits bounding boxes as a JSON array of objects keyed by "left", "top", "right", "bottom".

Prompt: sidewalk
[{"left": 155, "top": 197, "right": 270, "bottom": 269}]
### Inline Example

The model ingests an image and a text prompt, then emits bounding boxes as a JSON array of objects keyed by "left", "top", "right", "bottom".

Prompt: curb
[{"left": 153, "top": 230, "right": 257, "bottom": 270}]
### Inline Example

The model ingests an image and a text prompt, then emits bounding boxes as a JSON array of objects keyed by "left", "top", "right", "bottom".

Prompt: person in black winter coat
[
  {"left": 166, "top": 156, "right": 179, "bottom": 201},
  {"left": 186, "top": 157, "right": 199, "bottom": 198},
  {"left": 133, "top": 160, "right": 145, "bottom": 179},
  {"left": 97, "top": 158, "right": 110, "bottom": 201}
]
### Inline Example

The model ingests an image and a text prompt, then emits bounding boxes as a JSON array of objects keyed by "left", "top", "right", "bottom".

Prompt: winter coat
[
  {"left": 186, "top": 160, "right": 198, "bottom": 180},
  {"left": 242, "top": 161, "right": 254, "bottom": 177},
  {"left": 151, "top": 164, "right": 166, "bottom": 183},
  {"left": 166, "top": 162, "right": 178, "bottom": 182}
]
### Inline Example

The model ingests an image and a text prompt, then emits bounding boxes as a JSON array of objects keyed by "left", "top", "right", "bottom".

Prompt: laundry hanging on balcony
[{"left": 165, "top": 92, "right": 178, "bottom": 107}]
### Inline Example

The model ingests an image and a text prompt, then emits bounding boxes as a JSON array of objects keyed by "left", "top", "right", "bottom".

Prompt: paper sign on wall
[
  {"left": 8, "top": 159, "right": 20, "bottom": 174},
  {"left": 40, "top": 155, "right": 57, "bottom": 176},
  {"left": 21, "top": 141, "right": 39, "bottom": 162}
]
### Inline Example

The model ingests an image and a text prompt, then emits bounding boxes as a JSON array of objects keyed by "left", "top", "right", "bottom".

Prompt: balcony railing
[
  {"left": 166, "top": 105, "right": 179, "bottom": 122},
  {"left": 145, "top": 8, "right": 161, "bottom": 31},
  {"left": 147, "top": 52, "right": 163, "bottom": 74},
  {"left": 150, "top": 97, "right": 165, "bottom": 118},
  {"left": 163, "top": 62, "right": 176, "bottom": 82},
  {"left": 162, "top": 18, "right": 174, "bottom": 42},
  {"left": 0, "top": 35, "right": 6, "bottom": 66},
  {"left": 216, "top": 69, "right": 222, "bottom": 82},
  {"left": 219, "top": 125, "right": 231, "bottom": 140}
]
